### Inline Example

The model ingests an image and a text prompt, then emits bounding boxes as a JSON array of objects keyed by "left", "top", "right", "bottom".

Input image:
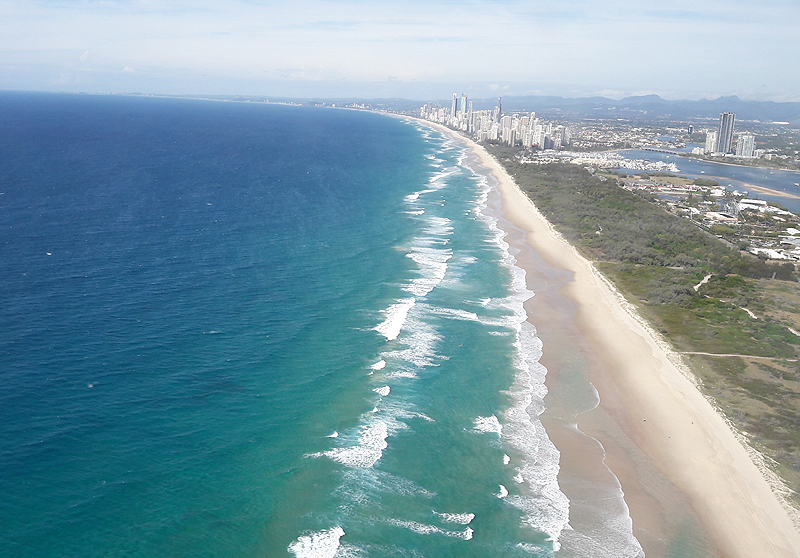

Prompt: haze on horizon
[{"left": 1, "top": 0, "right": 797, "bottom": 102}]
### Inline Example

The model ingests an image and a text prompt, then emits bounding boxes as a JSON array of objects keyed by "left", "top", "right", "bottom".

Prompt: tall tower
[
  {"left": 716, "top": 112, "right": 736, "bottom": 154},
  {"left": 451, "top": 93, "right": 458, "bottom": 117},
  {"left": 461, "top": 94, "right": 468, "bottom": 117},
  {"left": 494, "top": 97, "right": 502, "bottom": 122},
  {"left": 736, "top": 134, "right": 755, "bottom": 158},
  {"left": 705, "top": 130, "right": 718, "bottom": 153}
]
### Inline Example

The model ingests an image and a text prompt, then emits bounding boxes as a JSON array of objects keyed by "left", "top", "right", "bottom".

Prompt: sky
[{"left": 1, "top": 0, "right": 798, "bottom": 102}]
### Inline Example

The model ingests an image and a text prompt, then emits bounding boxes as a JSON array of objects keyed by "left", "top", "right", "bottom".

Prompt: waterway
[{"left": 617, "top": 148, "right": 800, "bottom": 212}]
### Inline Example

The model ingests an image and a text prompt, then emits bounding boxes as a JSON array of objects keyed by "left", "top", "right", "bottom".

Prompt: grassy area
[{"left": 486, "top": 145, "right": 800, "bottom": 503}]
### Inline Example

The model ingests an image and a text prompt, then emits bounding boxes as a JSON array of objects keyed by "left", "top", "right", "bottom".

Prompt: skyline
[{"left": 1, "top": 0, "right": 798, "bottom": 102}]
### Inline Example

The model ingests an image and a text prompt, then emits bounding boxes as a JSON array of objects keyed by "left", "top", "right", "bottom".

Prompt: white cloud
[{"left": 0, "top": 0, "right": 797, "bottom": 100}]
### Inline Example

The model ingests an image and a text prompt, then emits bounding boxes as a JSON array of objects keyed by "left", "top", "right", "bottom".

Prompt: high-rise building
[
  {"left": 560, "top": 127, "right": 571, "bottom": 147},
  {"left": 705, "top": 130, "right": 718, "bottom": 153},
  {"left": 736, "top": 134, "right": 756, "bottom": 158},
  {"left": 494, "top": 97, "right": 502, "bottom": 122},
  {"left": 461, "top": 94, "right": 468, "bottom": 117},
  {"left": 451, "top": 93, "right": 458, "bottom": 117},
  {"left": 716, "top": 112, "right": 736, "bottom": 154}
]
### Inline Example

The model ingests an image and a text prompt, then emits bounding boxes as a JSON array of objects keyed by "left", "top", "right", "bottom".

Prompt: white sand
[{"left": 406, "top": 116, "right": 800, "bottom": 558}]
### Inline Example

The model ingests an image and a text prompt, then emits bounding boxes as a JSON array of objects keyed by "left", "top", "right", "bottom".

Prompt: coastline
[
  {"left": 677, "top": 152, "right": 800, "bottom": 174},
  {"left": 404, "top": 117, "right": 800, "bottom": 557},
  {"left": 737, "top": 182, "right": 800, "bottom": 200}
]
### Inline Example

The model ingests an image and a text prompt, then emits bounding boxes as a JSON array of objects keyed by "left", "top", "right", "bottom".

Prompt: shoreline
[
  {"left": 403, "top": 117, "right": 800, "bottom": 557},
  {"left": 737, "top": 182, "right": 800, "bottom": 200},
  {"left": 676, "top": 152, "right": 800, "bottom": 174}
]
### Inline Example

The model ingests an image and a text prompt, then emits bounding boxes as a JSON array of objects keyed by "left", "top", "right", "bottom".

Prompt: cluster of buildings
[
  {"left": 696, "top": 112, "right": 760, "bottom": 158},
  {"left": 419, "top": 94, "right": 570, "bottom": 149},
  {"left": 419, "top": 98, "right": 771, "bottom": 163},
  {"left": 620, "top": 174, "right": 800, "bottom": 260}
]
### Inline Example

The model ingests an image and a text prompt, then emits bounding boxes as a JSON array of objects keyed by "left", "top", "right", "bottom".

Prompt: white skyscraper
[
  {"left": 451, "top": 93, "right": 458, "bottom": 117},
  {"left": 736, "top": 134, "right": 756, "bottom": 158},
  {"left": 705, "top": 130, "right": 718, "bottom": 153}
]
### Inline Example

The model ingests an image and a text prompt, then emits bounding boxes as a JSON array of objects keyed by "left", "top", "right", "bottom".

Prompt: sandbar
[
  {"left": 407, "top": 116, "right": 800, "bottom": 558},
  {"left": 740, "top": 182, "right": 800, "bottom": 200}
]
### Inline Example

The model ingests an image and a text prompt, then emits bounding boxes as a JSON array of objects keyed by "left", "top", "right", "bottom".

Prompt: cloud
[{"left": 0, "top": 0, "right": 797, "bottom": 100}]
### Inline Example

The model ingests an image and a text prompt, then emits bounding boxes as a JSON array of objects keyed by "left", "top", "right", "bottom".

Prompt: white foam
[
  {"left": 390, "top": 520, "right": 473, "bottom": 540},
  {"left": 373, "top": 386, "right": 390, "bottom": 397},
  {"left": 370, "top": 360, "right": 386, "bottom": 371},
  {"left": 382, "top": 314, "right": 442, "bottom": 368},
  {"left": 375, "top": 298, "right": 415, "bottom": 341},
  {"left": 378, "top": 400, "right": 435, "bottom": 424},
  {"left": 500, "top": 322, "right": 570, "bottom": 541},
  {"left": 327, "top": 431, "right": 339, "bottom": 438},
  {"left": 503, "top": 454, "right": 510, "bottom": 465},
  {"left": 386, "top": 370, "right": 418, "bottom": 379},
  {"left": 422, "top": 215, "right": 454, "bottom": 237},
  {"left": 323, "top": 421, "right": 389, "bottom": 468},
  {"left": 405, "top": 244, "right": 452, "bottom": 298},
  {"left": 340, "top": 468, "right": 436, "bottom": 502},
  {"left": 404, "top": 188, "right": 436, "bottom": 203},
  {"left": 461, "top": 158, "right": 571, "bottom": 544},
  {"left": 434, "top": 511, "right": 475, "bottom": 525},
  {"left": 497, "top": 485, "right": 509, "bottom": 498},
  {"left": 406, "top": 411, "right": 434, "bottom": 422},
  {"left": 427, "top": 168, "right": 457, "bottom": 186},
  {"left": 473, "top": 415, "right": 503, "bottom": 436},
  {"left": 426, "top": 306, "right": 481, "bottom": 323},
  {"left": 288, "top": 527, "right": 344, "bottom": 558}
]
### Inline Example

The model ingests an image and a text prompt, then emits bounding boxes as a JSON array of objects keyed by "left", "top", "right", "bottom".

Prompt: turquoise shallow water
[{"left": 0, "top": 93, "right": 644, "bottom": 557}]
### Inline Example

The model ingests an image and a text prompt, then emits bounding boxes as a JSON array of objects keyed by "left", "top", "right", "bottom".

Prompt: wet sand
[
  {"left": 740, "top": 182, "right": 800, "bottom": 200},
  {"left": 405, "top": 116, "right": 800, "bottom": 558}
]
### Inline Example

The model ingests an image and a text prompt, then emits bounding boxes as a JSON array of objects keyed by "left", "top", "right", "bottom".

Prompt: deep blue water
[{"left": 1, "top": 94, "right": 594, "bottom": 557}]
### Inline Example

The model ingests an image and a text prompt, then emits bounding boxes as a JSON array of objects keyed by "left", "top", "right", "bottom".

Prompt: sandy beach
[
  {"left": 740, "top": 182, "right": 800, "bottom": 200},
  {"left": 411, "top": 117, "right": 800, "bottom": 557}
]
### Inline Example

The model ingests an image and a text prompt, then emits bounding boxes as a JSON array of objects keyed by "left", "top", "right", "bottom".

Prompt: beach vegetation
[
  {"left": 693, "top": 178, "right": 720, "bottom": 187},
  {"left": 488, "top": 144, "right": 800, "bottom": 502}
]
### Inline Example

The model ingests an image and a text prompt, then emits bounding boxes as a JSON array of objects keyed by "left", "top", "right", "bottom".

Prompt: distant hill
[
  {"left": 457, "top": 94, "right": 800, "bottom": 123},
  {"left": 168, "top": 93, "right": 800, "bottom": 124}
]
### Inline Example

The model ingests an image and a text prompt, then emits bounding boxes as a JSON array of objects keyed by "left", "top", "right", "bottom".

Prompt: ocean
[{"left": 0, "top": 93, "right": 646, "bottom": 557}]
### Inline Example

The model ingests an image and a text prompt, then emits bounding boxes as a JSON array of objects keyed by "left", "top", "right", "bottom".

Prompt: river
[{"left": 617, "top": 148, "right": 800, "bottom": 211}]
